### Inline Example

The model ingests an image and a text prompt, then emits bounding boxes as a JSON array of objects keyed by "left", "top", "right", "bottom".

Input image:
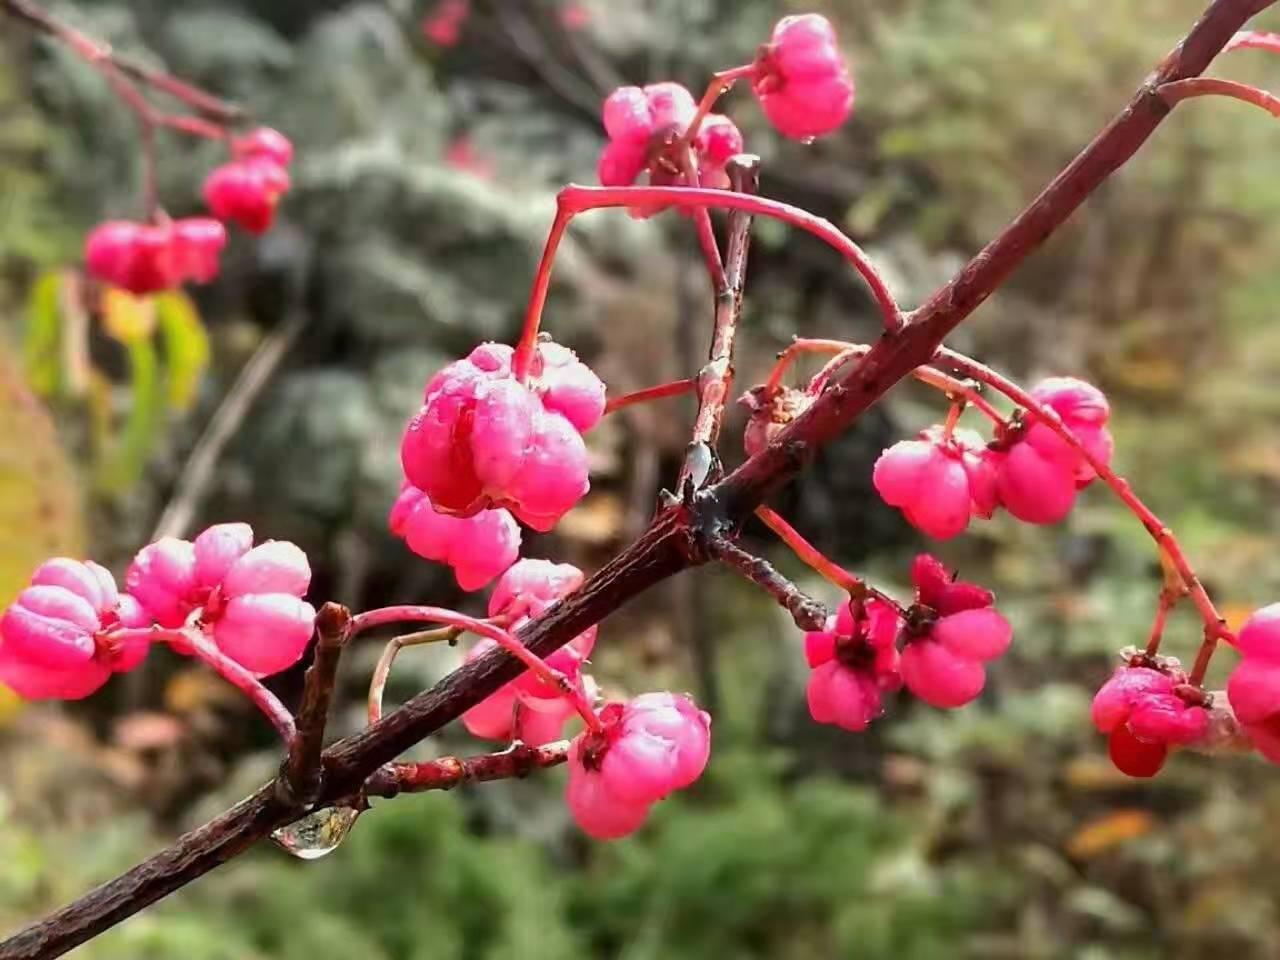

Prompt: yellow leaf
[
  {"left": 1221, "top": 603, "right": 1256, "bottom": 635},
  {"left": 101, "top": 288, "right": 157, "bottom": 342},
  {"left": 0, "top": 686, "right": 23, "bottom": 727},
  {"left": 1065, "top": 809, "right": 1155, "bottom": 859}
]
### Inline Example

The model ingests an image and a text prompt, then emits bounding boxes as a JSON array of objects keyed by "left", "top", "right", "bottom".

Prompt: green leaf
[
  {"left": 154, "top": 290, "right": 210, "bottom": 411},
  {"left": 95, "top": 336, "right": 162, "bottom": 494},
  {"left": 21, "top": 269, "right": 63, "bottom": 397}
]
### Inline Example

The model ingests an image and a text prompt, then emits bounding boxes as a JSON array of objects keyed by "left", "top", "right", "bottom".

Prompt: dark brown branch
[
  {"left": 706, "top": 536, "right": 828, "bottom": 631},
  {"left": 679, "top": 154, "right": 760, "bottom": 490},
  {"left": 0, "top": 2, "right": 1267, "bottom": 956},
  {"left": 2, "top": 0, "right": 243, "bottom": 123},
  {"left": 365, "top": 741, "right": 570, "bottom": 797},
  {"left": 282, "top": 603, "right": 352, "bottom": 805}
]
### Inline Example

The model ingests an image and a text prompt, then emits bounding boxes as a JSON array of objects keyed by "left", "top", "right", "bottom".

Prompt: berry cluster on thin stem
[{"left": 0, "top": 2, "right": 1270, "bottom": 957}]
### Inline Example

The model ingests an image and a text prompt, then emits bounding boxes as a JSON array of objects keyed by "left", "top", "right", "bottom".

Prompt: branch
[
  {"left": 2, "top": 0, "right": 242, "bottom": 123},
  {"left": 364, "top": 741, "right": 570, "bottom": 797},
  {"left": 1, "top": 1, "right": 1267, "bottom": 955},
  {"left": 282, "top": 603, "right": 351, "bottom": 805},
  {"left": 679, "top": 154, "right": 759, "bottom": 490},
  {"left": 705, "top": 535, "right": 828, "bottom": 631}
]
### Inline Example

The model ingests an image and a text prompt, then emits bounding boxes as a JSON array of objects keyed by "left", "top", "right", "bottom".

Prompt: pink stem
[
  {"left": 1159, "top": 77, "right": 1280, "bottom": 118},
  {"left": 604, "top": 377, "right": 696, "bottom": 414},
  {"left": 349, "top": 606, "right": 603, "bottom": 732},
  {"left": 1225, "top": 30, "right": 1280, "bottom": 54},
  {"left": 111, "top": 627, "right": 298, "bottom": 745},
  {"left": 680, "top": 63, "right": 758, "bottom": 150},
  {"left": 512, "top": 204, "right": 574, "bottom": 382},
  {"left": 932, "top": 347, "right": 1231, "bottom": 679},
  {"left": 559, "top": 185, "right": 905, "bottom": 333},
  {"left": 754, "top": 506, "right": 904, "bottom": 612},
  {"left": 680, "top": 144, "right": 727, "bottom": 291}
]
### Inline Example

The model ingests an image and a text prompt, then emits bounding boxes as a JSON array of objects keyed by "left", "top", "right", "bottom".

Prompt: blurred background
[{"left": 4, "top": 0, "right": 1280, "bottom": 957}]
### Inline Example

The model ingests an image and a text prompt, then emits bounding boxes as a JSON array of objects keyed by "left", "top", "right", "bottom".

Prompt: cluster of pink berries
[
  {"left": 202, "top": 127, "right": 294, "bottom": 235},
  {"left": 873, "top": 377, "right": 1115, "bottom": 539},
  {"left": 399, "top": 340, "right": 606, "bottom": 537},
  {"left": 454, "top": 559, "right": 711, "bottom": 839},
  {"left": 595, "top": 14, "right": 854, "bottom": 197},
  {"left": 0, "top": 525, "right": 315, "bottom": 700},
  {"left": 802, "top": 555, "right": 1011, "bottom": 731},
  {"left": 84, "top": 127, "right": 293, "bottom": 296}
]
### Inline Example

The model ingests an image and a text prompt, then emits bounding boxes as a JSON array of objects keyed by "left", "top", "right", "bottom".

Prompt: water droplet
[{"left": 271, "top": 805, "right": 360, "bottom": 860}]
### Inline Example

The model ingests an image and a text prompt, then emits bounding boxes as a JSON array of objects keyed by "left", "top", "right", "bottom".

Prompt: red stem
[
  {"left": 754, "top": 505, "right": 904, "bottom": 613},
  {"left": 559, "top": 185, "right": 905, "bottom": 332},
  {"left": 1145, "top": 587, "right": 1185, "bottom": 658},
  {"left": 349, "top": 606, "right": 603, "bottom": 732},
  {"left": 1225, "top": 29, "right": 1280, "bottom": 53},
  {"left": 1159, "top": 77, "right": 1280, "bottom": 117},
  {"left": 680, "top": 144, "right": 728, "bottom": 292},
  {"left": 681, "top": 63, "right": 757, "bottom": 150},
  {"left": 512, "top": 204, "right": 573, "bottom": 381},
  {"left": 111, "top": 628, "right": 297, "bottom": 745},
  {"left": 604, "top": 378, "right": 696, "bottom": 414}
]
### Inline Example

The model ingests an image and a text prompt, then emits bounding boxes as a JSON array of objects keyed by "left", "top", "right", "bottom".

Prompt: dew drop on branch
[{"left": 271, "top": 805, "right": 360, "bottom": 859}]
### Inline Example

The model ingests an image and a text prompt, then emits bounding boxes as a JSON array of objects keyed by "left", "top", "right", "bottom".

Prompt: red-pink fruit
[
  {"left": 0, "top": 559, "right": 151, "bottom": 700},
  {"left": 752, "top": 14, "right": 855, "bottom": 140},
  {"left": 233, "top": 127, "right": 294, "bottom": 167},
  {"left": 422, "top": 0, "right": 469, "bottom": 46},
  {"left": 1091, "top": 665, "right": 1208, "bottom": 777},
  {"left": 991, "top": 377, "right": 1114, "bottom": 524},
  {"left": 203, "top": 159, "right": 290, "bottom": 234},
  {"left": 127, "top": 526, "right": 315, "bottom": 676},
  {"left": 171, "top": 217, "right": 227, "bottom": 284},
  {"left": 565, "top": 694, "right": 711, "bottom": 839},
  {"left": 804, "top": 598, "right": 902, "bottom": 732},
  {"left": 1225, "top": 604, "right": 1280, "bottom": 764},
  {"left": 873, "top": 426, "right": 994, "bottom": 540},
  {"left": 400, "top": 340, "right": 603, "bottom": 531},
  {"left": 900, "top": 555, "right": 1011, "bottom": 709},
  {"left": 460, "top": 636, "right": 594, "bottom": 745},
  {"left": 84, "top": 220, "right": 175, "bottom": 295},
  {"left": 388, "top": 484, "right": 520, "bottom": 591}
]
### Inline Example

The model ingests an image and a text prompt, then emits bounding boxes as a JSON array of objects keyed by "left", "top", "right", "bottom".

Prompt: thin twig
[
  {"left": 706, "top": 536, "right": 828, "bottom": 631},
  {"left": 283, "top": 603, "right": 351, "bottom": 805},
  {"left": 151, "top": 306, "right": 308, "bottom": 540},
  {"left": 678, "top": 154, "right": 759, "bottom": 490},
  {"left": 604, "top": 378, "right": 696, "bottom": 415},
  {"left": 367, "top": 625, "right": 464, "bottom": 725},
  {"left": 365, "top": 740, "right": 570, "bottom": 797},
  {"left": 0, "top": 3, "right": 1264, "bottom": 955}
]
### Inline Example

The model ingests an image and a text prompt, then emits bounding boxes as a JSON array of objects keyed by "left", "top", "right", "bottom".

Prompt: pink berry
[
  {"left": 873, "top": 426, "right": 995, "bottom": 540},
  {"left": 212, "top": 593, "right": 316, "bottom": 677},
  {"left": 0, "top": 559, "right": 150, "bottom": 700},
  {"left": 752, "top": 14, "right": 855, "bottom": 140},
  {"left": 127, "top": 537, "right": 200, "bottom": 628},
  {"left": 84, "top": 221, "right": 173, "bottom": 295},
  {"left": 693, "top": 114, "right": 745, "bottom": 189},
  {"left": 400, "top": 340, "right": 603, "bottom": 531},
  {"left": 989, "top": 377, "right": 1114, "bottom": 524},
  {"left": 233, "top": 127, "right": 294, "bottom": 168},
  {"left": 170, "top": 217, "right": 227, "bottom": 285},
  {"left": 595, "top": 82, "right": 742, "bottom": 200},
  {"left": 389, "top": 484, "right": 521, "bottom": 591},
  {"left": 422, "top": 0, "right": 469, "bottom": 46},
  {"left": 899, "top": 555, "right": 1010, "bottom": 709},
  {"left": 489, "top": 558, "right": 596, "bottom": 660},
  {"left": 565, "top": 694, "right": 711, "bottom": 839},
  {"left": 203, "top": 159, "right": 290, "bottom": 234},
  {"left": 1225, "top": 604, "right": 1280, "bottom": 765},
  {"left": 803, "top": 598, "right": 902, "bottom": 731},
  {"left": 1091, "top": 664, "right": 1208, "bottom": 777},
  {"left": 127, "top": 526, "right": 315, "bottom": 676}
]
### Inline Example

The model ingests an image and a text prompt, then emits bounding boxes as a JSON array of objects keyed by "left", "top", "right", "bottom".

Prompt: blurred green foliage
[{"left": 4, "top": 0, "right": 1280, "bottom": 957}]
